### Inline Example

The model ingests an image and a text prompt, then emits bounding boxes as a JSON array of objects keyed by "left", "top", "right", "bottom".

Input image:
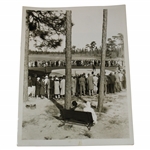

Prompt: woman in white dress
[
  {"left": 93, "top": 74, "right": 98, "bottom": 94},
  {"left": 54, "top": 77, "right": 60, "bottom": 99},
  {"left": 60, "top": 76, "right": 65, "bottom": 97},
  {"left": 83, "top": 102, "right": 97, "bottom": 124}
]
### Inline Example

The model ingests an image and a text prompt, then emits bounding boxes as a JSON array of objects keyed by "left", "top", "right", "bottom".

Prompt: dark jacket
[
  {"left": 36, "top": 81, "right": 41, "bottom": 96},
  {"left": 32, "top": 77, "right": 37, "bottom": 86},
  {"left": 28, "top": 79, "right": 32, "bottom": 87},
  {"left": 109, "top": 74, "right": 116, "bottom": 83}
]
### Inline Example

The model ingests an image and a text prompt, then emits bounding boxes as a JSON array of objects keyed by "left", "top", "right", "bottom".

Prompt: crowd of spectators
[
  {"left": 28, "top": 59, "right": 124, "bottom": 68},
  {"left": 28, "top": 68, "right": 126, "bottom": 99}
]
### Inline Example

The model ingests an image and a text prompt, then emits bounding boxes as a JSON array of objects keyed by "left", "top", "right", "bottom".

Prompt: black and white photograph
[{"left": 18, "top": 5, "right": 134, "bottom": 146}]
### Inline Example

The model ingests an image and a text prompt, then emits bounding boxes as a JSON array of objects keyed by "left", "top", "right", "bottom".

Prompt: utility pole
[
  {"left": 64, "top": 10, "right": 72, "bottom": 109},
  {"left": 98, "top": 9, "right": 108, "bottom": 112}
]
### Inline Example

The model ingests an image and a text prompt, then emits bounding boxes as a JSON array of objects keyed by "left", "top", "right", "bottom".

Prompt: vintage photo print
[{"left": 18, "top": 5, "right": 134, "bottom": 146}]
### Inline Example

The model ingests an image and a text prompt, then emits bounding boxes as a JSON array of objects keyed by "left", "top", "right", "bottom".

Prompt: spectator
[
  {"left": 83, "top": 102, "right": 97, "bottom": 124},
  {"left": 35, "top": 61, "right": 37, "bottom": 67},
  {"left": 40, "top": 77, "right": 45, "bottom": 99},
  {"left": 71, "top": 76, "right": 76, "bottom": 96},
  {"left": 28, "top": 61, "right": 31, "bottom": 67},
  {"left": 76, "top": 75, "right": 80, "bottom": 96},
  {"left": 104, "top": 72, "right": 108, "bottom": 95},
  {"left": 54, "top": 77, "right": 60, "bottom": 99},
  {"left": 71, "top": 101, "right": 85, "bottom": 111},
  {"left": 106, "top": 75, "right": 111, "bottom": 94},
  {"left": 109, "top": 72, "right": 116, "bottom": 93},
  {"left": 50, "top": 77, "right": 54, "bottom": 99},
  {"left": 45, "top": 75, "right": 50, "bottom": 99},
  {"left": 114, "top": 71, "right": 121, "bottom": 92},
  {"left": 79, "top": 74, "right": 85, "bottom": 96},
  {"left": 28, "top": 76, "right": 32, "bottom": 96},
  {"left": 92, "top": 64, "right": 96, "bottom": 72},
  {"left": 36, "top": 77, "right": 41, "bottom": 98},
  {"left": 93, "top": 74, "right": 98, "bottom": 95},
  {"left": 60, "top": 76, "right": 65, "bottom": 97},
  {"left": 122, "top": 70, "right": 126, "bottom": 89},
  {"left": 87, "top": 73, "right": 94, "bottom": 96},
  {"left": 118, "top": 71, "right": 123, "bottom": 91},
  {"left": 32, "top": 74, "right": 37, "bottom": 97},
  {"left": 97, "top": 74, "right": 100, "bottom": 94},
  {"left": 71, "top": 101, "right": 78, "bottom": 110}
]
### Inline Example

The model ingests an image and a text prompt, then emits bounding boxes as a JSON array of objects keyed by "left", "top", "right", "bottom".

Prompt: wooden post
[
  {"left": 23, "top": 11, "right": 29, "bottom": 102},
  {"left": 64, "top": 10, "right": 72, "bottom": 109},
  {"left": 98, "top": 9, "right": 108, "bottom": 112}
]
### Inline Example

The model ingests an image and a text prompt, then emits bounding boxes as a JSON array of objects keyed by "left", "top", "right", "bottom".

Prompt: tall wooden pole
[
  {"left": 23, "top": 11, "right": 29, "bottom": 102},
  {"left": 98, "top": 9, "right": 108, "bottom": 112},
  {"left": 65, "top": 11, "right": 72, "bottom": 109}
]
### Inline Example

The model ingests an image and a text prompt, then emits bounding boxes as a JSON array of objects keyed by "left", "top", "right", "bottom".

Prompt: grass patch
[
  {"left": 109, "top": 117, "right": 120, "bottom": 125},
  {"left": 45, "top": 105, "right": 59, "bottom": 116},
  {"left": 109, "top": 119, "right": 119, "bottom": 125},
  {"left": 64, "top": 125, "right": 73, "bottom": 130},
  {"left": 101, "top": 107, "right": 108, "bottom": 113},
  {"left": 22, "top": 118, "right": 37, "bottom": 127},
  {"left": 44, "top": 136, "right": 52, "bottom": 140},
  {"left": 108, "top": 99, "right": 112, "bottom": 102},
  {"left": 80, "top": 130, "right": 92, "bottom": 138},
  {"left": 84, "top": 131, "right": 92, "bottom": 138}
]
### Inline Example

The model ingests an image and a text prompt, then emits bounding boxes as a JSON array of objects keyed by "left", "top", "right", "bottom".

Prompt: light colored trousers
[
  {"left": 28, "top": 87, "right": 32, "bottom": 96},
  {"left": 32, "top": 86, "right": 35, "bottom": 97}
]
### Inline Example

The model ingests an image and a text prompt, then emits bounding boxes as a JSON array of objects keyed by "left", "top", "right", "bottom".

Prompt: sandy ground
[{"left": 22, "top": 90, "right": 129, "bottom": 140}]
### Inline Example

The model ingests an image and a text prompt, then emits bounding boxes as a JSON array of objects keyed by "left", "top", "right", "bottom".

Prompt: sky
[{"left": 29, "top": 6, "right": 126, "bottom": 51}]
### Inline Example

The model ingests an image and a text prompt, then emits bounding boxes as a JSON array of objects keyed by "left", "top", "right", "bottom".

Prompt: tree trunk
[
  {"left": 23, "top": 11, "right": 29, "bottom": 102},
  {"left": 98, "top": 9, "right": 108, "bottom": 112},
  {"left": 64, "top": 11, "right": 72, "bottom": 109}
]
